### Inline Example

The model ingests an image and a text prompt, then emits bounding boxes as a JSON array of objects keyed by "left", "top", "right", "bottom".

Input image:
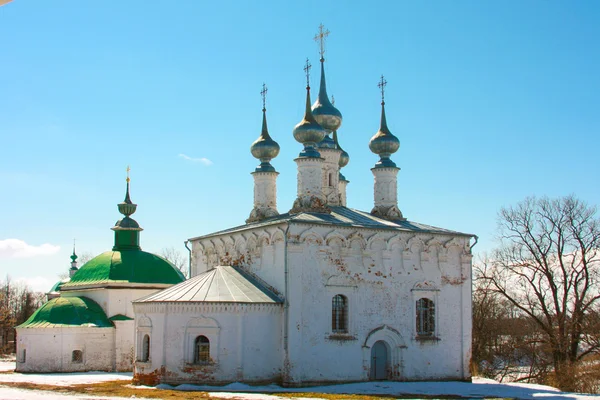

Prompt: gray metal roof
[
  {"left": 189, "top": 206, "right": 474, "bottom": 241},
  {"left": 135, "top": 266, "right": 282, "bottom": 304}
]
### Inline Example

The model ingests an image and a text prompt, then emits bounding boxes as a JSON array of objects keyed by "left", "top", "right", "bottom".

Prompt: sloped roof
[
  {"left": 189, "top": 206, "right": 474, "bottom": 241},
  {"left": 135, "top": 266, "right": 282, "bottom": 304},
  {"left": 17, "top": 296, "right": 113, "bottom": 329},
  {"left": 62, "top": 250, "right": 185, "bottom": 289}
]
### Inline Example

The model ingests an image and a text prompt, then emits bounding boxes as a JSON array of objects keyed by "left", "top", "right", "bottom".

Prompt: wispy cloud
[
  {"left": 14, "top": 276, "right": 57, "bottom": 293},
  {"left": 0, "top": 239, "right": 60, "bottom": 258},
  {"left": 178, "top": 154, "right": 213, "bottom": 166}
]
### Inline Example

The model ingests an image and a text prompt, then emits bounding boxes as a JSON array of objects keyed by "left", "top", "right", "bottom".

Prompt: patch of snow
[
  {"left": 0, "top": 371, "right": 132, "bottom": 386},
  {"left": 0, "top": 360, "right": 15, "bottom": 372},
  {"left": 0, "top": 386, "right": 151, "bottom": 400}
]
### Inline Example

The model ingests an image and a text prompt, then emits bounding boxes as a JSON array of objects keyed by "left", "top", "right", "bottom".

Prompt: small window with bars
[
  {"left": 416, "top": 298, "right": 435, "bottom": 337},
  {"left": 194, "top": 335, "right": 210, "bottom": 364},
  {"left": 72, "top": 350, "right": 83, "bottom": 363},
  {"left": 332, "top": 294, "right": 348, "bottom": 333}
]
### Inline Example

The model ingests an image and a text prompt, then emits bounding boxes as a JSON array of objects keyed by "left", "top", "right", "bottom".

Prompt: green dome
[
  {"left": 62, "top": 250, "right": 185, "bottom": 288},
  {"left": 17, "top": 296, "right": 112, "bottom": 328},
  {"left": 48, "top": 278, "right": 69, "bottom": 293}
]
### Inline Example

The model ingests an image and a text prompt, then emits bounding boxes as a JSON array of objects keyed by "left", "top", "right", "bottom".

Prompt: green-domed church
[{"left": 15, "top": 177, "right": 185, "bottom": 372}]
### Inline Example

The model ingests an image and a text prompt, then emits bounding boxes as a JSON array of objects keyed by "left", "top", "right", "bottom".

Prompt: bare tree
[
  {"left": 479, "top": 195, "right": 600, "bottom": 391},
  {"left": 161, "top": 247, "right": 189, "bottom": 279}
]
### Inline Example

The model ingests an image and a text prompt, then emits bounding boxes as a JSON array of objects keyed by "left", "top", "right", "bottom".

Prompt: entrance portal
[{"left": 370, "top": 340, "right": 388, "bottom": 380}]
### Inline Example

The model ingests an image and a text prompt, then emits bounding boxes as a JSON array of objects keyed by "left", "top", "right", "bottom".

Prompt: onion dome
[
  {"left": 369, "top": 76, "right": 399, "bottom": 168},
  {"left": 312, "top": 59, "right": 342, "bottom": 133},
  {"left": 250, "top": 85, "right": 280, "bottom": 172},
  {"left": 334, "top": 130, "right": 349, "bottom": 169},
  {"left": 17, "top": 296, "right": 113, "bottom": 328},
  {"left": 293, "top": 60, "right": 326, "bottom": 158},
  {"left": 318, "top": 133, "right": 336, "bottom": 149}
]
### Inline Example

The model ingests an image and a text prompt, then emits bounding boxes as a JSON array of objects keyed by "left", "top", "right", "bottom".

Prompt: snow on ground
[
  {"left": 157, "top": 378, "right": 600, "bottom": 400},
  {"left": 0, "top": 386, "right": 152, "bottom": 400},
  {"left": 0, "top": 360, "right": 131, "bottom": 386},
  {"left": 0, "top": 360, "right": 598, "bottom": 400}
]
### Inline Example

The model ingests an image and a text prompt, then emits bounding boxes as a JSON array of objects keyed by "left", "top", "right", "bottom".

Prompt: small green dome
[
  {"left": 17, "top": 296, "right": 112, "bottom": 328},
  {"left": 48, "top": 278, "right": 69, "bottom": 293},
  {"left": 63, "top": 250, "right": 185, "bottom": 288}
]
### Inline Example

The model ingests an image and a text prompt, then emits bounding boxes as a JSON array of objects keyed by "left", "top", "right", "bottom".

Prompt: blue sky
[{"left": 1, "top": 1, "right": 599, "bottom": 292}]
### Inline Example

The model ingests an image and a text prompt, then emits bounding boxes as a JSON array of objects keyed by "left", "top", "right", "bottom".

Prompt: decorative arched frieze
[
  {"left": 387, "top": 234, "right": 405, "bottom": 251},
  {"left": 271, "top": 228, "right": 285, "bottom": 244},
  {"left": 367, "top": 233, "right": 386, "bottom": 251},
  {"left": 406, "top": 235, "right": 425, "bottom": 253},
  {"left": 137, "top": 316, "right": 152, "bottom": 328},
  {"left": 347, "top": 232, "right": 366, "bottom": 251},
  {"left": 325, "top": 231, "right": 346, "bottom": 248},
  {"left": 299, "top": 229, "right": 324, "bottom": 245}
]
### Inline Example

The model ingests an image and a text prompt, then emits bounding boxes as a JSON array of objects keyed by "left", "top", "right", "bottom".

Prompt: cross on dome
[
  {"left": 314, "top": 23, "right": 330, "bottom": 61},
  {"left": 378, "top": 75, "right": 387, "bottom": 105},
  {"left": 304, "top": 58, "right": 312, "bottom": 88},
  {"left": 260, "top": 83, "right": 268, "bottom": 111}
]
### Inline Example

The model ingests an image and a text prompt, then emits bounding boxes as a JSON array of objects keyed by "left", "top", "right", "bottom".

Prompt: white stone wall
[
  {"left": 252, "top": 171, "right": 278, "bottom": 210},
  {"left": 283, "top": 225, "right": 472, "bottom": 384},
  {"left": 189, "top": 222, "right": 473, "bottom": 385},
  {"left": 295, "top": 157, "right": 325, "bottom": 203},
  {"left": 64, "top": 288, "right": 161, "bottom": 319},
  {"left": 15, "top": 327, "right": 114, "bottom": 372},
  {"left": 133, "top": 303, "right": 283, "bottom": 385}
]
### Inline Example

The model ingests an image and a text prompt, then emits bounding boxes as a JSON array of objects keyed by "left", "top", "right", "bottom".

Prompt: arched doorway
[{"left": 370, "top": 340, "right": 388, "bottom": 380}]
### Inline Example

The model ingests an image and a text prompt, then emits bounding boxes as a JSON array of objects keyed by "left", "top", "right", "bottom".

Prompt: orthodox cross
[
  {"left": 304, "top": 58, "right": 312, "bottom": 88},
  {"left": 260, "top": 83, "right": 268, "bottom": 111},
  {"left": 378, "top": 75, "right": 387, "bottom": 104},
  {"left": 126, "top": 165, "right": 130, "bottom": 183},
  {"left": 314, "top": 23, "right": 330, "bottom": 60}
]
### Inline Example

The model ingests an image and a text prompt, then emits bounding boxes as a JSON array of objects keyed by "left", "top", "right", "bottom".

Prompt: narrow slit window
[
  {"left": 194, "top": 335, "right": 210, "bottom": 364},
  {"left": 332, "top": 294, "right": 348, "bottom": 333},
  {"left": 141, "top": 334, "right": 150, "bottom": 362}
]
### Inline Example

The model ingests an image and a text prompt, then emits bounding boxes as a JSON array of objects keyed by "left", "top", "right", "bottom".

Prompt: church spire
[
  {"left": 112, "top": 168, "right": 143, "bottom": 251},
  {"left": 311, "top": 24, "right": 342, "bottom": 135},
  {"left": 69, "top": 239, "right": 78, "bottom": 277},
  {"left": 369, "top": 76, "right": 404, "bottom": 221},
  {"left": 369, "top": 75, "right": 400, "bottom": 168},
  {"left": 293, "top": 59, "right": 326, "bottom": 158},
  {"left": 250, "top": 83, "right": 280, "bottom": 172},
  {"left": 248, "top": 84, "right": 280, "bottom": 223}
]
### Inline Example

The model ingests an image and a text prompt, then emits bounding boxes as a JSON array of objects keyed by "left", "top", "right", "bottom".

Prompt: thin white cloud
[
  {"left": 178, "top": 153, "right": 213, "bottom": 166},
  {"left": 0, "top": 239, "right": 60, "bottom": 258}
]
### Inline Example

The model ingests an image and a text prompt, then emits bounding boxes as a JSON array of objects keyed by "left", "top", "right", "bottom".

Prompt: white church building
[
  {"left": 132, "top": 28, "right": 476, "bottom": 386},
  {"left": 15, "top": 27, "right": 475, "bottom": 386}
]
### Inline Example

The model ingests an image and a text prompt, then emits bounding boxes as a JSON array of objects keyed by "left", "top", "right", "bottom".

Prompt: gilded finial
[
  {"left": 304, "top": 58, "right": 312, "bottom": 88},
  {"left": 378, "top": 75, "right": 387, "bottom": 105},
  {"left": 260, "top": 83, "right": 268, "bottom": 111},
  {"left": 314, "top": 23, "right": 330, "bottom": 61},
  {"left": 126, "top": 165, "right": 130, "bottom": 183}
]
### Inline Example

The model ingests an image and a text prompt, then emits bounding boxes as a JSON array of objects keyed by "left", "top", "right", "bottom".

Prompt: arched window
[
  {"left": 72, "top": 350, "right": 83, "bottom": 363},
  {"left": 194, "top": 335, "right": 210, "bottom": 364},
  {"left": 332, "top": 294, "right": 348, "bottom": 333},
  {"left": 141, "top": 334, "right": 150, "bottom": 362},
  {"left": 416, "top": 298, "right": 435, "bottom": 337},
  {"left": 328, "top": 172, "right": 334, "bottom": 187}
]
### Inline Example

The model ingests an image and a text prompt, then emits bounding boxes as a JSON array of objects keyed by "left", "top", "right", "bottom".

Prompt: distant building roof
[
  {"left": 17, "top": 296, "right": 113, "bottom": 329},
  {"left": 189, "top": 206, "right": 474, "bottom": 241},
  {"left": 135, "top": 266, "right": 282, "bottom": 304}
]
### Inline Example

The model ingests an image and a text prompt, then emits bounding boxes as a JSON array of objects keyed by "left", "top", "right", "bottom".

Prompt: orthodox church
[
  {"left": 16, "top": 26, "right": 475, "bottom": 386},
  {"left": 15, "top": 178, "right": 185, "bottom": 372},
  {"left": 133, "top": 28, "right": 476, "bottom": 386}
]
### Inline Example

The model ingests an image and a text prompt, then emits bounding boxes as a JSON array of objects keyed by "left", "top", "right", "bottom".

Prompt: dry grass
[{"left": 0, "top": 379, "right": 501, "bottom": 399}]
